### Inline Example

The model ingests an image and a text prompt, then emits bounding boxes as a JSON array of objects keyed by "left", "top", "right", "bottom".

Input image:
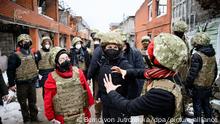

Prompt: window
[
  {"left": 148, "top": 1, "right": 153, "bottom": 21},
  {"left": 156, "top": 0, "right": 167, "bottom": 16}
]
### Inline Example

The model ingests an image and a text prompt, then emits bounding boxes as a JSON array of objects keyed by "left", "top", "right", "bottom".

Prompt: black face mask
[
  {"left": 104, "top": 49, "right": 121, "bottom": 60},
  {"left": 57, "top": 60, "right": 71, "bottom": 72},
  {"left": 22, "top": 43, "right": 30, "bottom": 50}
]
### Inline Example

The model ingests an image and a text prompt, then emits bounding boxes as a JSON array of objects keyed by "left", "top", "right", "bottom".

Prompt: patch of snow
[{"left": 0, "top": 102, "right": 23, "bottom": 124}]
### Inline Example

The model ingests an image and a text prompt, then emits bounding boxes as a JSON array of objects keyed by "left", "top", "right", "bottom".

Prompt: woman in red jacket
[{"left": 44, "top": 47, "right": 94, "bottom": 124}]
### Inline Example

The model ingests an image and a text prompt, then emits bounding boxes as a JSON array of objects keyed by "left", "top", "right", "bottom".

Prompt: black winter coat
[
  {"left": 107, "top": 69, "right": 177, "bottom": 121},
  {"left": 87, "top": 46, "right": 103, "bottom": 80},
  {"left": 98, "top": 55, "right": 136, "bottom": 108},
  {"left": 123, "top": 44, "right": 145, "bottom": 98}
]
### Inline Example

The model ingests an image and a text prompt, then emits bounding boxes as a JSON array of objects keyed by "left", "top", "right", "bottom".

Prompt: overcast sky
[{"left": 63, "top": 0, "right": 145, "bottom": 32}]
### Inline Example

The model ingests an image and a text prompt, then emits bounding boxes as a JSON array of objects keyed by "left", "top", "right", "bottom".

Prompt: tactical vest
[
  {"left": 177, "top": 40, "right": 191, "bottom": 82},
  {"left": 147, "top": 79, "right": 183, "bottom": 124},
  {"left": 15, "top": 52, "right": 38, "bottom": 81},
  {"left": 38, "top": 49, "right": 53, "bottom": 70},
  {"left": 52, "top": 67, "right": 87, "bottom": 124},
  {"left": 79, "top": 61, "right": 86, "bottom": 71},
  {"left": 194, "top": 52, "right": 216, "bottom": 87}
]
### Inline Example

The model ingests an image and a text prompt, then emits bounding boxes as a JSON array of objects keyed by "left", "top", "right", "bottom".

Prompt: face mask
[
  {"left": 22, "top": 42, "right": 30, "bottom": 50},
  {"left": 75, "top": 44, "right": 81, "bottom": 49},
  {"left": 45, "top": 44, "right": 50, "bottom": 49},
  {"left": 58, "top": 60, "right": 71, "bottom": 72},
  {"left": 94, "top": 41, "right": 100, "bottom": 45},
  {"left": 104, "top": 49, "right": 120, "bottom": 60}
]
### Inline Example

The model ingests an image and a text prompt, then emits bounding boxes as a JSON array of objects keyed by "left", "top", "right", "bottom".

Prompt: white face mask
[
  {"left": 45, "top": 44, "right": 50, "bottom": 49},
  {"left": 75, "top": 44, "right": 82, "bottom": 49},
  {"left": 94, "top": 41, "right": 100, "bottom": 45}
]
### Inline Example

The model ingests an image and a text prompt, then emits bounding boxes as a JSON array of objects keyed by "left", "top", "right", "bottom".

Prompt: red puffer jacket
[{"left": 44, "top": 67, "right": 94, "bottom": 124}]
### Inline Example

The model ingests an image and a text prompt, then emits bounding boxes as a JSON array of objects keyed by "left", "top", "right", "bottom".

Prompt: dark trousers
[
  {"left": 102, "top": 105, "right": 130, "bottom": 124},
  {"left": 39, "top": 74, "right": 48, "bottom": 98},
  {"left": 193, "top": 87, "right": 212, "bottom": 124},
  {"left": 17, "top": 82, "right": 38, "bottom": 122}
]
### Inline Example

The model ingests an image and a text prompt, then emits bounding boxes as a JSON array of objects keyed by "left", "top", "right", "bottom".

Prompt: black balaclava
[
  {"left": 104, "top": 48, "right": 121, "bottom": 61},
  {"left": 55, "top": 51, "right": 71, "bottom": 72}
]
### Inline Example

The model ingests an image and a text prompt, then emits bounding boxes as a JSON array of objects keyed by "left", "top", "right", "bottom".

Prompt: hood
[{"left": 196, "top": 44, "right": 216, "bottom": 57}]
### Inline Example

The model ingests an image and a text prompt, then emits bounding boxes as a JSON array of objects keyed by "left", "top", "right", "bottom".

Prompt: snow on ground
[{"left": 0, "top": 102, "right": 23, "bottom": 124}]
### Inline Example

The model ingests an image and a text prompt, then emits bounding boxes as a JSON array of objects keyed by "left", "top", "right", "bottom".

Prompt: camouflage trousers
[{"left": 16, "top": 82, "right": 38, "bottom": 122}]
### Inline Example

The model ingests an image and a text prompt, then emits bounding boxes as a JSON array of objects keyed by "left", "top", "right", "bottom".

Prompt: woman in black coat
[{"left": 97, "top": 32, "right": 136, "bottom": 124}]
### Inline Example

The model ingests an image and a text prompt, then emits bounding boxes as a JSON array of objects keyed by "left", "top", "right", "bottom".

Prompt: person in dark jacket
[
  {"left": 103, "top": 33, "right": 188, "bottom": 124},
  {"left": 0, "top": 51, "right": 8, "bottom": 106},
  {"left": 141, "top": 35, "right": 152, "bottom": 68},
  {"left": 7, "top": 34, "right": 39, "bottom": 123},
  {"left": 0, "top": 72, "right": 8, "bottom": 124},
  {"left": 70, "top": 37, "right": 90, "bottom": 77},
  {"left": 87, "top": 32, "right": 103, "bottom": 119},
  {"left": 36, "top": 36, "right": 54, "bottom": 97},
  {"left": 0, "top": 53, "right": 8, "bottom": 124},
  {"left": 87, "top": 45, "right": 103, "bottom": 118},
  {"left": 97, "top": 32, "right": 136, "bottom": 124},
  {"left": 122, "top": 41, "right": 145, "bottom": 98},
  {"left": 186, "top": 32, "right": 218, "bottom": 124}
]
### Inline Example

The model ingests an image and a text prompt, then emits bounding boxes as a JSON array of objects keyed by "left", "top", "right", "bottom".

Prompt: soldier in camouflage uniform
[
  {"left": 141, "top": 35, "right": 152, "bottom": 68},
  {"left": 36, "top": 36, "right": 54, "bottom": 97},
  {"left": 70, "top": 37, "right": 90, "bottom": 78},
  {"left": 105, "top": 33, "right": 188, "bottom": 124},
  {"left": 7, "top": 34, "right": 39, "bottom": 123},
  {"left": 44, "top": 47, "right": 94, "bottom": 124},
  {"left": 173, "top": 20, "right": 192, "bottom": 118},
  {"left": 186, "top": 32, "right": 218, "bottom": 124}
]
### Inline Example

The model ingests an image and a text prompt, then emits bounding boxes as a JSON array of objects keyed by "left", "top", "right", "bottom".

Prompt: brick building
[
  {"left": 0, "top": 0, "right": 78, "bottom": 56},
  {"left": 135, "top": 0, "right": 172, "bottom": 49}
]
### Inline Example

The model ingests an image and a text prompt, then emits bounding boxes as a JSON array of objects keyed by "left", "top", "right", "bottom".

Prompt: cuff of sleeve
[{"left": 108, "top": 90, "right": 117, "bottom": 96}]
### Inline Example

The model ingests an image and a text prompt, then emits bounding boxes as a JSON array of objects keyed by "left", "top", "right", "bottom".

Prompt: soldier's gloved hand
[{"left": 50, "top": 119, "right": 61, "bottom": 124}]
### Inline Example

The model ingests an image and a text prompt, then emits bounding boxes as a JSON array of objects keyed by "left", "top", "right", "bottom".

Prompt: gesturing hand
[
  {"left": 111, "top": 66, "right": 127, "bottom": 79},
  {"left": 103, "top": 74, "right": 121, "bottom": 93}
]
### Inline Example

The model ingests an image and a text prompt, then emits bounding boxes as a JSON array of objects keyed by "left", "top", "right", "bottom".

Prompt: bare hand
[
  {"left": 103, "top": 74, "right": 121, "bottom": 93},
  {"left": 50, "top": 119, "right": 61, "bottom": 124},
  {"left": 111, "top": 66, "right": 127, "bottom": 79},
  {"left": 10, "top": 85, "right": 16, "bottom": 92}
]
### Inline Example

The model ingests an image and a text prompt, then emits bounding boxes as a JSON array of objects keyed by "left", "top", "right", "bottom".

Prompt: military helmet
[
  {"left": 41, "top": 36, "right": 52, "bottom": 45},
  {"left": 17, "top": 34, "right": 32, "bottom": 43},
  {"left": 191, "top": 32, "right": 210, "bottom": 46},
  {"left": 141, "top": 35, "right": 150, "bottom": 43},
  {"left": 72, "top": 37, "right": 82, "bottom": 46},
  {"left": 49, "top": 47, "right": 66, "bottom": 67},
  {"left": 153, "top": 33, "right": 188, "bottom": 71},
  {"left": 173, "top": 20, "right": 188, "bottom": 33},
  {"left": 112, "top": 29, "right": 127, "bottom": 41},
  {"left": 93, "top": 32, "right": 103, "bottom": 40},
  {"left": 101, "top": 32, "right": 123, "bottom": 49}
]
